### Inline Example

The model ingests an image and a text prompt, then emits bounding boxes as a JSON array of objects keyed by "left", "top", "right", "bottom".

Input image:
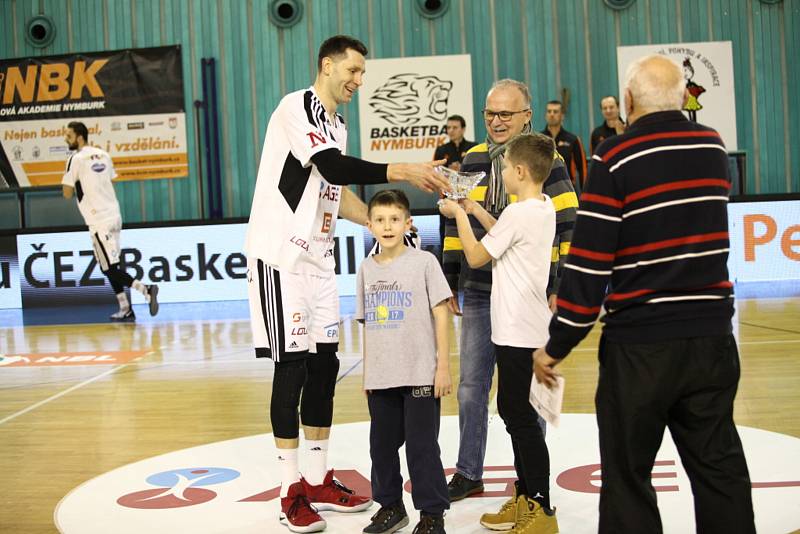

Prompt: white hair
[
  {"left": 490, "top": 78, "right": 532, "bottom": 107},
  {"left": 624, "top": 54, "right": 686, "bottom": 111}
]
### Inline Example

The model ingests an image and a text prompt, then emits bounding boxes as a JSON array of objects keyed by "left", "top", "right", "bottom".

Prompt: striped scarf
[{"left": 484, "top": 122, "right": 532, "bottom": 213}]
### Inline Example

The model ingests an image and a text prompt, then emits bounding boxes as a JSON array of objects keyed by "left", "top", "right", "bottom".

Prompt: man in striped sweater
[
  {"left": 534, "top": 55, "right": 755, "bottom": 533},
  {"left": 442, "top": 79, "right": 578, "bottom": 501}
]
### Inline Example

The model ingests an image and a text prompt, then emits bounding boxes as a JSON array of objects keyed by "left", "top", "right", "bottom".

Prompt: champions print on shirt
[{"left": 363, "top": 280, "right": 413, "bottom": 330}]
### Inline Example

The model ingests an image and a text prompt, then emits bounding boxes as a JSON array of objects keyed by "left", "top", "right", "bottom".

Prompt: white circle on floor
[{"left": 55, "top": 414, "right": 800, "bottom": 533}]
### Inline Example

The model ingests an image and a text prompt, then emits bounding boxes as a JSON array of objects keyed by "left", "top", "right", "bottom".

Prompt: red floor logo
[
  {"left": 117, "top": 467, "right": 240, "bottom": 509},
  {"left": 56, "top": 416, "right": 800, "bottom": 534}
]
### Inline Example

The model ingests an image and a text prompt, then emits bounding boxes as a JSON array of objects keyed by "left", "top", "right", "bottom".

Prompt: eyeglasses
[{"left": 482, "top": 108, "right": 530, "bottom": 122}]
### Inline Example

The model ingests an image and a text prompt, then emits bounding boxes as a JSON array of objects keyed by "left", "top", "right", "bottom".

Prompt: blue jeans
[{"left": 456, "top": 288, "right": 545, "bottom": 481}]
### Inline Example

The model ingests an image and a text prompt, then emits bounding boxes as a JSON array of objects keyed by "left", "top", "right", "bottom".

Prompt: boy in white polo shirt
[{"left": 439, "top": 133, "right": 559, "bottom": 534}]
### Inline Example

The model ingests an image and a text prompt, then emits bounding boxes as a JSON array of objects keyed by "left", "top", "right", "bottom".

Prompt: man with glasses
[{"left": 441, "top": 79, "right": 578, "bottom": 501}]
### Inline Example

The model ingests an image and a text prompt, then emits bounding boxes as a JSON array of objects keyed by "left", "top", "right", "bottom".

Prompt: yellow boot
[
  {"left": 479, "top": 484, "right": 518, "bottom": 531},
  {"left": 508, "top": 495, "right": 559, "bottom": 534}
]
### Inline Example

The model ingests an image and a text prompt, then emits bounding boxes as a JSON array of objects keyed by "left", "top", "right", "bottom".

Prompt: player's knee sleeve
[
  {"left": 102, "top": 263, "right": 134, "bottom": 293},
  {"left": 102, "top": 266, "right": 126, "bottom": 294},
  {"left": 300, "top": 352, "right": 340, "bottom": 428},
  {"left": 270, "top": 359, "right": 307, "bottom": 439}
]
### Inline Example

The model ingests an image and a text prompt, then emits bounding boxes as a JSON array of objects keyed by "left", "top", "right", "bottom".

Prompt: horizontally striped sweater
[
  {"left": 442, "top": 143, "right": 578, "bottom": 295},
  {"left": 545, "top": 110, "right": 735, "bottom": 359}
]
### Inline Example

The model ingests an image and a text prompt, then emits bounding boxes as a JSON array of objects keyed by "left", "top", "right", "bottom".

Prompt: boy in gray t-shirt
[{"left": 356, "top": 190, "right": 452, "bottom": 534}]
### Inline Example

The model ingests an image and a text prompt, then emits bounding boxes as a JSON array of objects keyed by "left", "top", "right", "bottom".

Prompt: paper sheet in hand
[{"left": 529, "top": 375, "right": 565, "bottom": 427}]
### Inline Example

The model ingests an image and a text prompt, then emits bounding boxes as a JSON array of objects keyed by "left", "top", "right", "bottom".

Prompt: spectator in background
[
  {"left": 541, "top": 100, "right": 588, "bottom": 194},
  {"left": 590, "top": 95, "right": 626, "bottom": 154},
  {"left": 434, "top": 115, "right": 477, "bottom": 171}
]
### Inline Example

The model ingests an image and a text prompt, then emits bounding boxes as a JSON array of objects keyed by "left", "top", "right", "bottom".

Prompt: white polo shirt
[
  {"left": 481, "top": 196, "right": 556, "bottom": 349},
  {"left": 244, "top": 86, "right": 347, "bottom": 273},
  {"left": 61, "top": 146, "right": 121, "bottom": 227}
]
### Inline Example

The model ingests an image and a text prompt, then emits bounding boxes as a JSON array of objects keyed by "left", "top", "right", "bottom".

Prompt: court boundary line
[{"left": 0, "top": 364, "right": 131, "bottom": 426}]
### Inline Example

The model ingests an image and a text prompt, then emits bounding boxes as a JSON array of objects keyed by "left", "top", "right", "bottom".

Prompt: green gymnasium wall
[{"left": 1, "top": 0, "right": 798, "bottom": 223}]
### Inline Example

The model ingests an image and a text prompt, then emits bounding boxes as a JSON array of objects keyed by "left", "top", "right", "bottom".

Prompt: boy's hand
[
  {"left": 434, "top": 367, "right": 452, "bottom": 398},
  {"left": 438, "top": 198, "right": 462, "bottom": 219},
  {"left": 447, "top": 293, "right": 462, "bottom": 316},
  {"left": 460, "top": 198, "right": 481, "bottom": 215}
]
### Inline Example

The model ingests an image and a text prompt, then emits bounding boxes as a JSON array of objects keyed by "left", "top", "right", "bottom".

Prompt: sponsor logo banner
[
  {"left": 14, "top": 220, "right": 365, "bottom": 308},
  {"left": 728, "top": 200, "right": 800, "bottom": 282},
  {"left": 0, "top": 46, "right": 187, "bottom": 187},
  {"left": 358, "top": 55, "right": 474, "bottom": 163},
  {"left": 2, "top": 200, "right": 794, "bottom": 310},
  {"left": 0, "top": 350, "right": 149, "bottom": 367},
  {"left": 0, "top": 235, "right": 20, "bottom": 309},
  {"left": 616, "top": 41, "right": 737, "bottom": 150}
]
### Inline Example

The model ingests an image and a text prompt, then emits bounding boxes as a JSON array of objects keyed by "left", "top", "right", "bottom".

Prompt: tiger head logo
[{"left": 369, "top": 74, "right": 453, "bottom": 126}]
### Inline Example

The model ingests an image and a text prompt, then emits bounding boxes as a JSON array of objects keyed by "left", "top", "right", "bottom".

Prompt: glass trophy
[{"left": 437, "top": 166, "right": 486, "bottom": 200}]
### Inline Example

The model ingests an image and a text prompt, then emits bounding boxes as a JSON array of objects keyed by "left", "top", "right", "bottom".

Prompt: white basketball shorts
[
  {"left": 247, "top": 258, "right": 340, "bottom": 362},
  {"left": 88, "top": 218, "right": 122, "bottom": 272}
]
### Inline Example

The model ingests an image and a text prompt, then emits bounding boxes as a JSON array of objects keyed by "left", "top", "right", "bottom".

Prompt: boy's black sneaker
[
  {"left": 363, "top": 500, "right": 409, "bottom": 533},
  {"left": 447, "top": 472, "right": 484, "bottom": 502},
  {"left": 412, "top": 513, "right": 445, "bottom": 534}
]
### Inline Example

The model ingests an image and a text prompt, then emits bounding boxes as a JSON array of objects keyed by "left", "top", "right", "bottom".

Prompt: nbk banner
[{"left": 0, "top": 45, "right": 187, "bottom": 187}]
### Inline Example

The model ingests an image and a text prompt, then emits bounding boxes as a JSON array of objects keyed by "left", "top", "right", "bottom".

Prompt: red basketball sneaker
[
  {"left": 280, "top": 481, "right": 326, "bottom": 533},
  {"left": 301, "top": 469, "right": 373, "bottom": 513}
]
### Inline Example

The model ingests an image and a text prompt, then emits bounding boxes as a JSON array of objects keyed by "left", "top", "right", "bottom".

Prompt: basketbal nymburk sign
[
  {"left": 0, "top": 45, "right": 187, "bottom": 188},
  {"left": 358, "top": 54, "right": 474, "bottom": 163}
]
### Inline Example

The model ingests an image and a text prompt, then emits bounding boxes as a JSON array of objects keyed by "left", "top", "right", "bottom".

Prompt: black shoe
[
  {"left": 363, "top": 500, "right": 409, "bottom": 533},
  {"left": 447, "top": 473, "right": 484, "bottom": 502},
  {"left": 146, "top": 284, "right": 159, "bottom": 316},
  {"left": 110, "top": 308, "right": 136, "bottom": 322},
  {"left": 412, "top": 513, "right": 445, "bottom": 534}
]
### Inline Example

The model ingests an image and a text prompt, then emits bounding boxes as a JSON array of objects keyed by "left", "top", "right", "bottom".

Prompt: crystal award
[{"left": 438, "top": 166, "right": 486, "bottom": 200}]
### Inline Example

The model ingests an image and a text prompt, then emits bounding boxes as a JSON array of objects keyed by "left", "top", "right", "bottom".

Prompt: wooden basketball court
[{"left": 1, "top": 296, "right": 798, "bottom": 533}]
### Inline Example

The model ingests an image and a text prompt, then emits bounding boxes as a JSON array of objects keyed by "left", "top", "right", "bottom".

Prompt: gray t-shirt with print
[{"left": 356, "top": 247, "right": 452, "bottom": 390}]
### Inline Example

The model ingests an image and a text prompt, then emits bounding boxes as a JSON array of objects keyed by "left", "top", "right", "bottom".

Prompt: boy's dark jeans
[
  {"left": 368, "top": 386, "right": 449, "bottom": 514},
  {"left": 495, "top": 344, "right": 550, "bottom": 502}
]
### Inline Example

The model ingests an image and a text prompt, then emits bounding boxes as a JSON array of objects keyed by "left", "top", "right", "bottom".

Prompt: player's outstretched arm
[
  {"left": 387, "top": 159, "right": 450, "bottom": 193},
  {"left": 310, "top": 148, "right": 450, "bottom": 194},
  {"left": 62, "top": 185, "right": 74, "bottom": 199},
  {"left": 339, "top": 187, "right": 369, "bottom": 226}
]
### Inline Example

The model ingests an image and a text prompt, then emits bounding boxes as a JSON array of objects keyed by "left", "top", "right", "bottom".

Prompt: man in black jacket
[
  {"left": 541, "top": 100, "right": 587, "bottom": 194},
  {"left": 433, "top": 114, "right": 477, "bottom": 171}
]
